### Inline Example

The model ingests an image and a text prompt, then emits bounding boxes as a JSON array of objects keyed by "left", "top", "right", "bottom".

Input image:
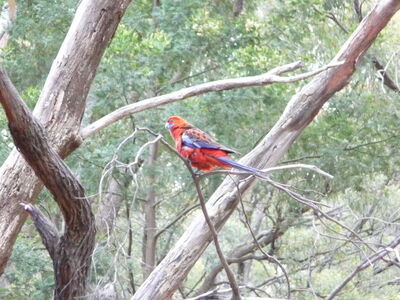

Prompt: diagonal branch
[
  {"left": 132, "top": 1, "right": 400, "bottom": 299},
  {"left": 155, "top": 133, "right": 242, "bottom": 299},
  {"left": 0, "top": 0, "right": 132, "bottom": 275},
  {"left": 20, "top": 202, "right": 60, "bottom": 259},
  {"left": 326, "top": 234, "right": 400, "bottom": 299}
]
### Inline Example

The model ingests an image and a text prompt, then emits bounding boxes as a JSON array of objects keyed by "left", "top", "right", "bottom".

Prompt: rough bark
[
  {"left": 132, "top": 1, "right": 400, "bottom": 299},
  {"left": 0, "top": 67, "right": 95, "bottom": 299},
  {"left": 0, "top": 0, "right": 131, "bottom": 275}
]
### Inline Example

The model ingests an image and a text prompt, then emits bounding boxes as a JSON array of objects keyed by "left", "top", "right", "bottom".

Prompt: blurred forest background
[{"left": 0, "top": 0, "right": 399, "bottom": 299}]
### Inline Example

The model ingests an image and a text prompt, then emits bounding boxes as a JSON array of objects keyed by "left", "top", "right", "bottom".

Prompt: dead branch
[{"left": 181, "top": 154, "right": 242, "bottom": 299}]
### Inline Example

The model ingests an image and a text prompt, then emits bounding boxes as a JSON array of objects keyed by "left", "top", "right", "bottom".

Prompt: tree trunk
[
  {"left": 0, "top": 0, "right": 132, "bottom": 275},
  {"left": 0, "top": 67, "right": 95, "bottom": 298},
  {"left": 132, "top": 1, "right": 400, "bottom": 298},
  {"left": 97, "top": 176, "right": 124, "bottom": 235}
]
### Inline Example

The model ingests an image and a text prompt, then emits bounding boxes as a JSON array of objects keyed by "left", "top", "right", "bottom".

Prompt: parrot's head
[{"left": 165, "top": 116, "right": 190, "bottom": 131}]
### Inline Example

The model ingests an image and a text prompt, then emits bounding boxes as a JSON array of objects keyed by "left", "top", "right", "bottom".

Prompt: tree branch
[
  {"left": 81, "top": 61, "right": 342, "bottom": 139},
  {"left": 326, "top": 2, "right": 400, "bottom": 94},
  {"left": 155, "top": 203, "right": 201, "bottom": 239},
  {"left": 326, "top": 233, "right": 400, "bottom": 299},
  {"left": 0, "top": 0, "right": 132, "bottom": 275},
  {"left": 162, "top": 139, "right": 242, "bottom": 299},
  {"left": 20, "top": 202, "right": 60, "bottom": 259}
]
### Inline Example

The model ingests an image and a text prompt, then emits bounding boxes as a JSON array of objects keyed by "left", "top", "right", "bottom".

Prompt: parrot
[{"left": 165, "top": 116, "right": 263, "bottom": 173}]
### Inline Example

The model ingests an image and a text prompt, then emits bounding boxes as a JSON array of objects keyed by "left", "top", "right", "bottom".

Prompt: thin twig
[
  {"left": 186, "top": 165, "right": 242, "bottom": 299},
  {"left": 233, "top": 175, "right": 291, "bottom": 299},
  {"left": 326, "top": 234, "right": 400, "bottom": 299}
]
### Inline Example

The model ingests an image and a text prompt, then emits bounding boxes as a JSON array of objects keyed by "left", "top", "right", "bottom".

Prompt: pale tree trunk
[
  {"left": 132, "top": 1, "right": 400, "bottom": 299},
  {"left": 142, "top": 142, "right": 159, "bottom": 279},
  {"left": 97, "top": 176, "right": 124, "bottom": 235},
  {"left": 0, "top": 0, "right": 16, "bottom": 49},
  {"left": 0, "top": 0, "right": 132, "bottom": 275}
]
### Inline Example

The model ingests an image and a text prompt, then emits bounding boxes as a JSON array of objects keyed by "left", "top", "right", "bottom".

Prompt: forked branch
[{"left": 0, "top": 67, "right": 95, "bottom": 299}]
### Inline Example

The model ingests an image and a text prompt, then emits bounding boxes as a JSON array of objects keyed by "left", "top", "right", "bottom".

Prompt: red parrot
[{"left": 166, "top": 116, "right": 263, "bottom": 173}]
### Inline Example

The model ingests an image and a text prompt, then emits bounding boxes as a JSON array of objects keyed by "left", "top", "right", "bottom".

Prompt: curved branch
[
  {"left": 81, "top": 61, "right": 342, "bottom": 139},
  {"left": 0, "top": 0, "right": 132, "bottom": 275},
  {"left": 326, "top": 233, "right": 400, "bottom": 299}
]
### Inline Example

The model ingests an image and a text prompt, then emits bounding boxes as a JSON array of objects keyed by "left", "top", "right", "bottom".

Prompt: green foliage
[{"left": 2, "top": 234, "right": 53, "bottom": 299}]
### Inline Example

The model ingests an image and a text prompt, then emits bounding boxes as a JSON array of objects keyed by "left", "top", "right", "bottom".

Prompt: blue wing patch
[
  {"left": 182, "top": 132, "right": 221, "bottom": 150},
  {"left": 182, "top": 130, "right": 238, "bottom": 153}
]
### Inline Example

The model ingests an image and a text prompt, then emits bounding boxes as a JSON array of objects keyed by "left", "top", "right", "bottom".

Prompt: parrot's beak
[{"left": 165, "top": 122, "right": 173, "bottom": 130}]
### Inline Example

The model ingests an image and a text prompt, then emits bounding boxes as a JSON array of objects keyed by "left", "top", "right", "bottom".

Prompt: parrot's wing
[{"left": 182, "top": 128, "right": 238, "bottom": 154}]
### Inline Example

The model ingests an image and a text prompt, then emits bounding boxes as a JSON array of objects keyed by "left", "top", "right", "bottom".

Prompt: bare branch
[
  {"left": 235, "top": 178, "right": 291, "bottom": 299},
  {"left": 134, "top": 2, "right": 400, "bottom": 298},
  {"left": 371, "top": 55, "right": 400, "bottom": 93},
  {"left": 155, "top": 203, "right": 201, "bottom": 239},
  {"left": 186, "top": 165, "right": 242, "bottom": 299},
  {"left": 20, "top": 202, "right": 59, "bottom": 259},
  {"left": 326, "top": 234, "right": 400, "bottom": 299},
  {"left": 81, "top": 61, "right": 342, "bottom": 139},
  {"left": 327, "top": 1, "right": 399, "bottom": 94},
  {"left": 263, "top": 164, "right": 333, "bottom": 179},
  {"left": 0, "top": 0, "right": 132, "bottom": 275}
]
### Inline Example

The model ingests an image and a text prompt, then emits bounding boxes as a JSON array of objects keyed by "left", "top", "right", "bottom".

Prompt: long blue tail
[{"left": 216, "top": 157, "right": 263, "bottom": 174}]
